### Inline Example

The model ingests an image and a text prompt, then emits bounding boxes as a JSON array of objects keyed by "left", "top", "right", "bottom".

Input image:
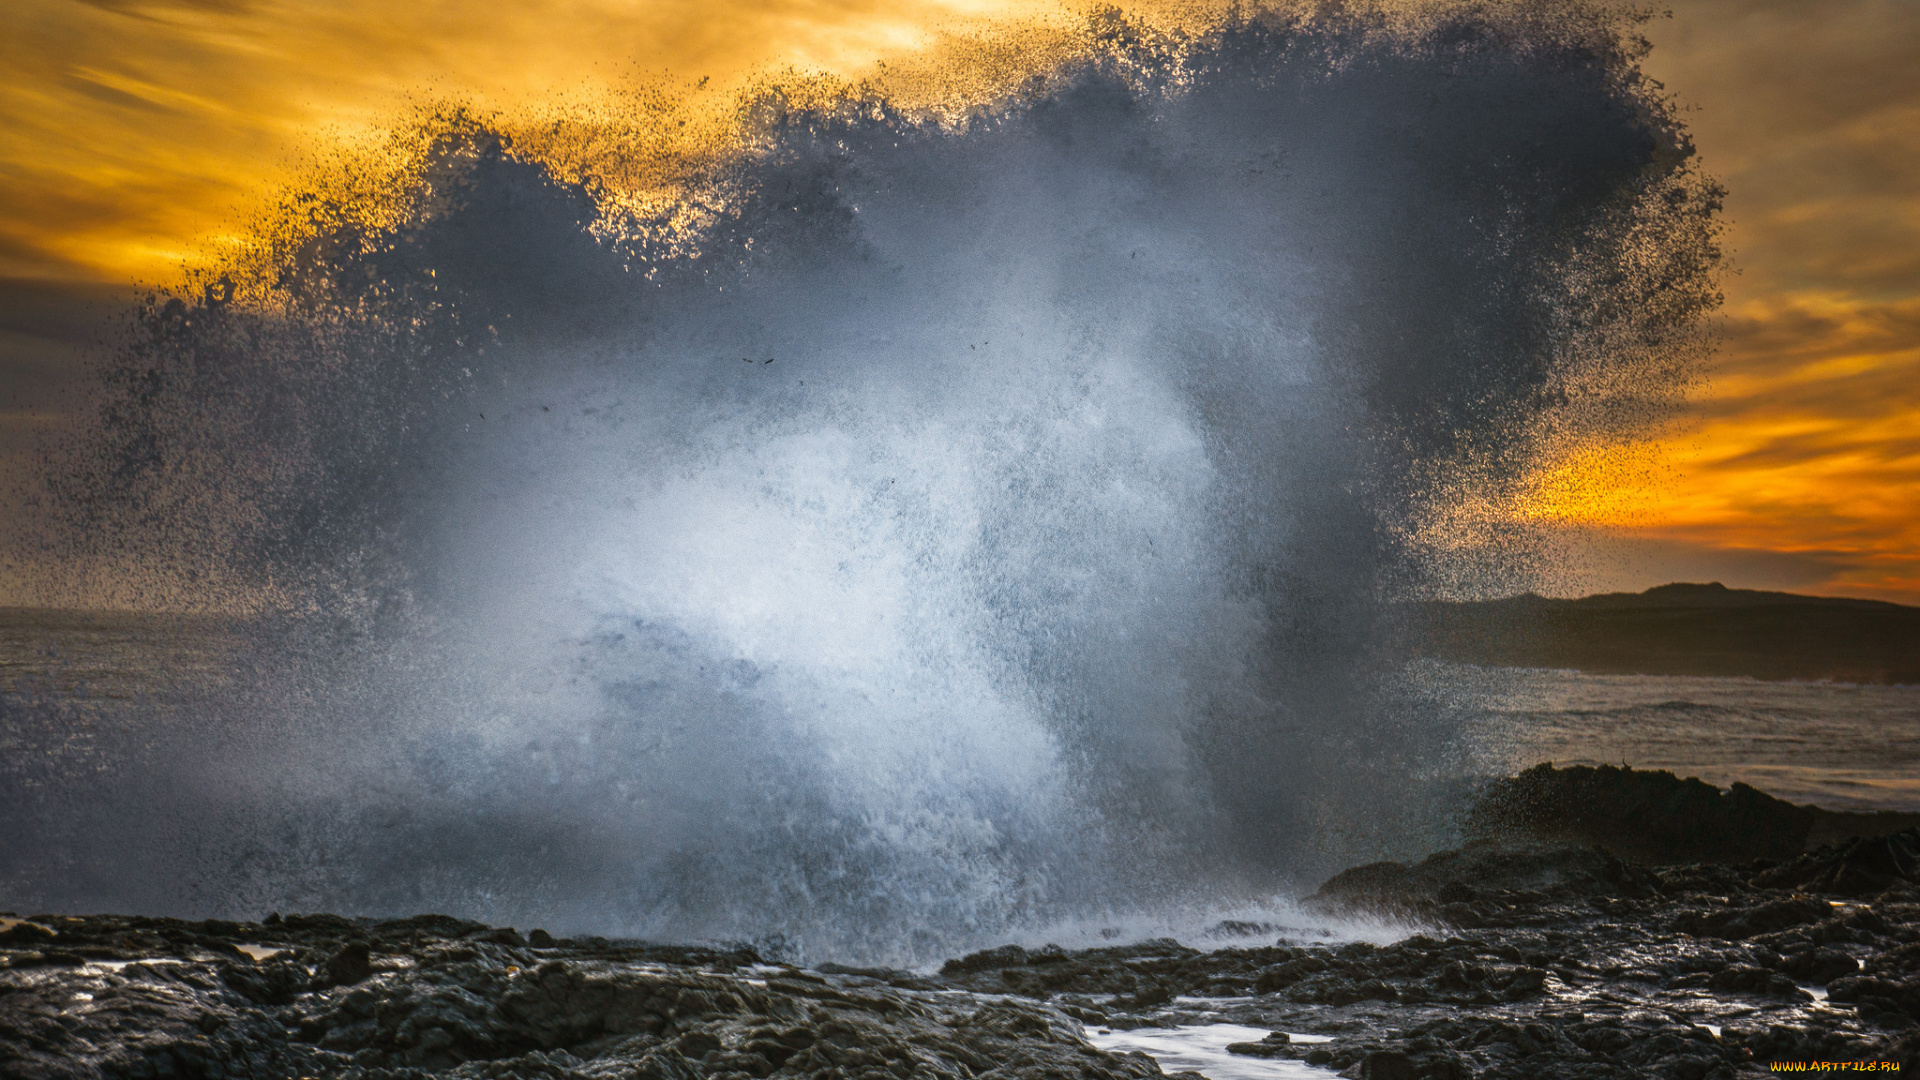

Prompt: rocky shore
[{"left": 5, "top": 810, "right": 1918, "bottom": 1078}]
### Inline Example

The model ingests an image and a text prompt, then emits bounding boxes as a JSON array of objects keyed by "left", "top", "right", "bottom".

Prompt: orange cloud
[
  {"left": 2, "top": 0, "right": 1916, "bottom": 603},
  {"left": 1515, "top": 292, "right": 1920, "bottom": 601},
  {"left": 1544, "top": 0, "right": 1920, "bottom": 602},
  {"left": 0, "top": 0, "right": 1069, "bottom": 284}
]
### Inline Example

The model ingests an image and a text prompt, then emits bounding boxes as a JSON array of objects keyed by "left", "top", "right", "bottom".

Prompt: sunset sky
[{"left": 1, "top": 0, "right": 1915, "bottom": 604}]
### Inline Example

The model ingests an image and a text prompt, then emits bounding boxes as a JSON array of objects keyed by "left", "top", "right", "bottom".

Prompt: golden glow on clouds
[
  {"left": 1504, "top": 0, "right": 1920, "bottom": 601},
  {"left": 2, "top": 0, "right": 1917, "bottom": 599},
  {"left": 1575, "top": 293, "right": 1920, "bottom": 599},
  {"left": 1511, "top": 290, "right": 1920, "bottom": 599},
  {"left": 0, "top": 0, "right": 1068, "bottom": 284}
]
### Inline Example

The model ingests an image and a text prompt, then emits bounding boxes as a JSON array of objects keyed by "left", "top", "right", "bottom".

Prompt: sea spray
[{"left": 2, "top": 5, "right": 1721, "bottom": 964}]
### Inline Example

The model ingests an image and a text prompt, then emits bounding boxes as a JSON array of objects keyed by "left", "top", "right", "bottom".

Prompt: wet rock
[
  {"left": 1307, "top": 842, "right": 1656, "bottom": 924},
  {"left": 1206, "top": 919, "right": 1282, "bottom": 939},
  {"left": 1675, "top": 897, "right": 1831, "bottom": 940},
  {"left": 941, "top": 943, "right": 1032, "bottom": 975},
  {"left": 1, "top": 918, "right": 1186, "bottom": 1080},
  {"left": 1779, "top": 945, "right": 1860, "bottom": 985},
  {"left": 1705, "top": 964, "right": 1812, "bottom": 1000},
  {"left": 1754, "top": 828, "right": 1920, "bottom": 896},
  {"left": 1867, "top": 941, "right": 1920, "bottom": 979},
  {"left": 324, "top": 940, "right": 375, "bottom": 987},
  {"left": 1255, "top": 953, "right": 1327, "bottom": 993},
  {"left": 11, "top": 808, "right": 1920, "bottom": 1080},
  {"left": 1467, "top": 763, "right": 1816, "bottom": 864},
  {"left": 1226, "top": 1031, "right": 1290, "bottom": 1056},
  {"left": 0, "top": 924, "right": 55, "bottom": 948}
]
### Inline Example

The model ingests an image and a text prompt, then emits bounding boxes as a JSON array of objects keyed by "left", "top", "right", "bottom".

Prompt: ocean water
[
  {"left": 8, "top": 611, "right": 1913, "bottom": 819},
  {"left": 0, "top": 608, "right": 241, "bottom": 702},
  {"left": 1420, "top": 661, "right": 1920, "bottom": 813},
  {"left": 7, "top": 602, "right": 1913, "bottom": 966}
]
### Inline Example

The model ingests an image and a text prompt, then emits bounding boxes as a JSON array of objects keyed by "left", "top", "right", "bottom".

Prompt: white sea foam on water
[
  {"left": 968, "top": 900, "right": 1425, "bottom": 964},
  {"left": 1086, "top": 1024, "right": 1337, "bottom": 1079}
]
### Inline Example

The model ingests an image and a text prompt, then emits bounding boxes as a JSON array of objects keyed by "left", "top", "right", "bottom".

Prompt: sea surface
[
  {"left": 1422, "top": 661, "right": 1920, "bottom": 812},
  {"left": 5, "top": 610, "right": 1917, "bottom": 815},
  {"left": 0, "top": 607, "right": 242, "bottom": 702}
]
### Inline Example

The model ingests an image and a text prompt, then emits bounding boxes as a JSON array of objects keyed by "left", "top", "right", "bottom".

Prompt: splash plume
[{"left": 5, "top": 4, "right": 1720, "bottom": 964}]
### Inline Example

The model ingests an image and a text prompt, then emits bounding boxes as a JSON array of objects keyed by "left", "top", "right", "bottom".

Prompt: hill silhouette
[{"left": 1413, "top": 582, "right": 1920, "bottom": 684}]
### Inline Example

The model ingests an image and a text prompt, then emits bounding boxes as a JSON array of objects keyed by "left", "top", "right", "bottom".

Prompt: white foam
[{"left": 1087, "top": 1024, "right": 1338, "bottom": 1079}]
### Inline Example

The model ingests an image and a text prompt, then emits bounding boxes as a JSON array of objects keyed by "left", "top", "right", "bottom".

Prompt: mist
[{"left": 1, "top": 5, "right": 1721, "bottom": 965}]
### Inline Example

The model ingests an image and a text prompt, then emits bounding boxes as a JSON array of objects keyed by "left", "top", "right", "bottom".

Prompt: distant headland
[{"left": 1412, "top": 582, "right": 1920, "bottom": 685}]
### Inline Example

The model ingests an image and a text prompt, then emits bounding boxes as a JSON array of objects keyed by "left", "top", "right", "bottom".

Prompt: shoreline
[{"left": 5, "top": 773, "right": 1919, "bottom": 1078}]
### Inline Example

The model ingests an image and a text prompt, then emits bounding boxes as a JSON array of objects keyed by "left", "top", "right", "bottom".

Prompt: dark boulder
[
  {"left": 1226, "top": 1032, "right": 1290, "bottom": 1057},
  {"left": 1752, "top": 828, "right": 1920, "bottom": 896},
  {"left": 1308, "top": 842, "right": 1653, "bottom": 918},
  {"left": 941, "top": 944, "right": 1031, "bottom": 975},
  {"left": 322, "top": 940, "right": 374, "bottom": 986},
  {"left": 1467, "top": 764, "right": 1813, "bottom": 864}
]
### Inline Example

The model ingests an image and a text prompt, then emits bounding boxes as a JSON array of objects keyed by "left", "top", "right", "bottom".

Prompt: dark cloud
[
  {"left": 0, "top": 277, "right": 133, "bottom": 448},
  {"left": 1719, "top": 296, "right": 1920, "bottom": 366},
  {"left": 1703, "top": 426, "right": 1920, "bottom": 473},
  {"left": 70, "top": 0, "right": 261, "bottom": 16}
]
